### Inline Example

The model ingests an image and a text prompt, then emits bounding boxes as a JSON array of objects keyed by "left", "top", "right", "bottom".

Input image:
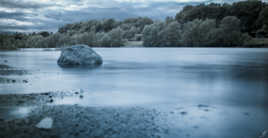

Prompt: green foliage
[
  {"left": 176, "top": 3, "right": 229, "bottom": 24},
  {"left": 1, "top": 1, "right": 267, "bottom": 49},
  {"left": 182, "top": 19, "right": 217, "bottom": 46},
  {"left": 176, "top": 0, "right": 266, "bottom": 35},
  {"left": 123, "top": 26, "right": 138, "bottom": 40},
  {"left": 162, "top": 21, "right": 182, "bottom": 46},
  {"left": 0, "top": 33, "right": 28, "bottom": 50},
  {"left": 142, "top": 17, "right": 250, "bottom": 47},
  {"left": 0, "top": 34, "right": 17, "bottom": 50},
  {"left": 257, "top": 6, "right": 268, "bottom": 33},
  {"left": 142, "top": 22, "right": 165, "bottom": 47},
  {"left": 107, "top": 28, "right": 124, "bottom": 47}
]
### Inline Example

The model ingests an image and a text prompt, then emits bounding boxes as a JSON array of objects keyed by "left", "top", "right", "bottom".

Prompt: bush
[
  {"left": 162, "top": 21, "right": 182, "bottom": 47},
  {"left": 182, "top": 19, "right": 217, "bottom": 46},
  {"left": 142, "top": 22, "right": 165, "bottom": 47}
]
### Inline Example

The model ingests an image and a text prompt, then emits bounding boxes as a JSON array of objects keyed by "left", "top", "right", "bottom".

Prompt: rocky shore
[{"left": 0, "top": 91, "right": 167, "bottom": 138}]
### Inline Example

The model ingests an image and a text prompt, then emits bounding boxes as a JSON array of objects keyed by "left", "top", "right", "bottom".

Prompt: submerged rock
[
  {"left": 36, "top": 117, "right": 53, "bottom": 129},
  {"left": 260, "top": 130, "right": 268, "bottom": 138},
  {"left": 57, "top": 45, "right": 103, "bottom": 67}
]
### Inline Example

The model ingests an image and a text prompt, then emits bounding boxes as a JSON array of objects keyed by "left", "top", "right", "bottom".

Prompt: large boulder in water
[{"left": 57, "top": 45, "right": 103, "bottom": 67}]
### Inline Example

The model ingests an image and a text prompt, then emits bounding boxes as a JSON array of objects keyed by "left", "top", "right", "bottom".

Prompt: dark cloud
[
  {"left": 0, "top": 0, "right": 51, "bottom": 9},
  {"left": 0, "top": 11, "right": 25, "bottom": 19},
  {"left": 0, "top": 0, "right": 249, "bottom": 32}
]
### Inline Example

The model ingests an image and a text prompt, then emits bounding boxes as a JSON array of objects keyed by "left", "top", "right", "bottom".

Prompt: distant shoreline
[{"left": 1, "top": 46, "right": 268, "bottom": 51}]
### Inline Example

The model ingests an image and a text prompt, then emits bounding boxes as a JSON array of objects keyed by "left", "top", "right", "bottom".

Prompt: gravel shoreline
[
  {"left": 0, "top": 105, "right": 166, "bottom": 138},
  {"left": 0, "top": 91, "right": 168, "bottom": 138}
]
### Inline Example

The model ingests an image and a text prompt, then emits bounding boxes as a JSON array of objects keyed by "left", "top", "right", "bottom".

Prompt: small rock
[
  {"left": 49, "top": 99, "right": 53, "bottom": 103},
  {"left": 198, "top": 104, "right": 209, "bottom": 108},
  {"left": 180, "top": 111, "right": 187, "bottom": 115},
  {"left": 193, "top": 126, "right": 199, "bottom": 129},
  {"left": 80, "top": 89, "right": 84, "bottom": 93},
  {"left": 243, "top": 112, "right": 250, "bottom": 116},
  {"left": 18, "top": 100, "right": 25, "bottom": 104},
  {"left": 79, "top": 95, "right": 84, "bottom": 99},
  {"left": 4, "top": 60, "right": 8, "bottom": 63},
  {"left": 24, "top": 119, "right": 30, "bottom": 124},
  {"left": 12, "top": 80, "right": 16, "bottom": 83},
  {"left": 75, "top": 91, "right": 79, "bottom": 95},
  {"left": 36, "top": 117, "right": 53, "bottom": 129},
  {"left": 23, "top": 80, "right": 28, "bottom": 83},
  {"left": 74, "top": 132, "right": 79, "bottom": 136},
  {"left": 260, "top": 130, "right": 268, "bottom": 138}
]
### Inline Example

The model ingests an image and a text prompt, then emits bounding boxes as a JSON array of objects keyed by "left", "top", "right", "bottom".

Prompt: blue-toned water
[
  {"left": 1, "top": 48, "right": 268, "bottom": 138},
  {"left": 1, "top": 48, "right": 268, "bottom": 106}
]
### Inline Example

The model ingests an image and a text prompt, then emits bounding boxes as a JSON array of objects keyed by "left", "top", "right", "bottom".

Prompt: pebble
[
  {"left": 198, "top": 104, "right": 209, "bottom": 108},
  {"left": 260, "top": 130, "right": 268, "bottom": 138},
  {"left": 180, "top": 111, "right": 187, "bottom": 115},
  {"left": 243, "top": 112, "right": 250, "bottom": 116},
  {"left": 49, "top": 99, "right": 54, "bottom": 103},
  {"left": 36, "top": 117, "right": 53, "bottom": 129}
]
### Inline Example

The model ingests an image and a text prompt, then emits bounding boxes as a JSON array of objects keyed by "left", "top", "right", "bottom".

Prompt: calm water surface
[
  {"left": 1, "top": 48, "right": 268, "bottom": 138},
  {"left": 1, "top": 48, "right": 268, "bottom": 106}
]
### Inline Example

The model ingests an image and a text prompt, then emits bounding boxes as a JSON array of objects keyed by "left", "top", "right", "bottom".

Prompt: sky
[{"left": 0, "top": 0, "right": 247, "bottom": 32}]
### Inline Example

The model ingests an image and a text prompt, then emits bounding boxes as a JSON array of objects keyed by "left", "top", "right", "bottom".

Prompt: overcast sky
[{"left": 0, "top": 0, "right": 247, "bottom": 32}]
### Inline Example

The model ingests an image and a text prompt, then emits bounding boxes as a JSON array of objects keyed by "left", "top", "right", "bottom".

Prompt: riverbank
[
  {"left": 1, "top": 48, "right": 268, "bottom": 138},
  {"left": 0, "top": 91, "right": 267, "bottom": 138},
  {"left": 0, "top": 91, "right": 166, "bottom": 138}
]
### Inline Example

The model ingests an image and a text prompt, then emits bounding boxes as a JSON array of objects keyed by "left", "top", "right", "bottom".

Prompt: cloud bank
[{"left": 0, "top": 0, "right": 247, "bottom": 32}]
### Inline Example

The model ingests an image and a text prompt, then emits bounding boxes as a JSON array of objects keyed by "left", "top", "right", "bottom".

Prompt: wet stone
[
  {"left": 260, "top": 130, "right": 268, "bottom": 138},
  {"left": 74, "top": 132, "right": 79, "bottom": 136},
  {"left": 43, "top": 93, "right": 49, "bottom": 96},
  {"left": 193, "top": 126, "right": 199, "bottom": 129},
  {"left": 243, "top": 112, "right": 250, "bottom": 116},
  {"left": 18, "top": 100, "right": 25, "bottom": 104},
  {"left": 180, "top": 111, "right": 187, "bottom": 115},
  {"left": 198, "top": 104, "right": 209, "bottom": 108}
]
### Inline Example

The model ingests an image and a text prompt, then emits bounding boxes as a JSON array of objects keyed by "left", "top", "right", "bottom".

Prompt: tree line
[{"left": 1, "top": 0, "right": 268, "bottom": 49}]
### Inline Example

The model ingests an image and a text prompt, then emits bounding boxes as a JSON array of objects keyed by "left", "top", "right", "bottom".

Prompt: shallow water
[
  {"left": 1, "top": 48, "right": 268, "bottom": 106},
  {"left": 1, "top": 48, "right": 268, "bottom": 138}
]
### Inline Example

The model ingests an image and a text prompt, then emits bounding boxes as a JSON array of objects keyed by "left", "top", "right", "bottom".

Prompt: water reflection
[{"left": 0, "top": 106, "right": 35, "bottom": 120}]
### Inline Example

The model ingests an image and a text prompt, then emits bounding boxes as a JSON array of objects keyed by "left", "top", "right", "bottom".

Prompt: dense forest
[{"left": 0, "top": 0, "right": 268, "bottom": 49}]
